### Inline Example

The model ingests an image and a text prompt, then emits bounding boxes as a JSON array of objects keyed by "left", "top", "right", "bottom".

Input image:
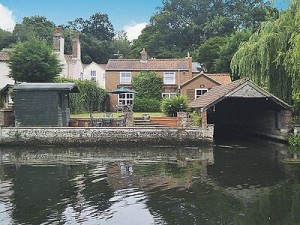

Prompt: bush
[
  {"left": 133, "top": 98, "right": 161, "bottom": 112},
  {"left": 191, "top": 111, "right": 202, "bottom": 126},
  {"left": 161, "top": 95, "right": 188, "bottom": 117},
  {"left": 56, "top": 78, "right": 107, "bottom": 114},
  {"left": 289, "top": 134, "right": 300, "bottom": 157}
]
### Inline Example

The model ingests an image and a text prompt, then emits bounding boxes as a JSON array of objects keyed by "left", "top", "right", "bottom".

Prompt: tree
[
  {"left": 8, "top": 39, "right": 62, "bottom": 82},
  {"left": 131, "top": 0, "right": 275, "bottom": 59},
  {"left": 0, "top": 29, "right": 16, "bottom": 50},
  {"left": 194, "top": 36, "right": 227, "bottom": 73},
  {"left": 132, "top": 72, "right": 163, "bottom": 112},
  {"left": 13, "top": 16, "right": 56, "bottom": 45},
  {"left": 231, "top": 0, "right": 300, "bottom": 108},
  {"left": 67, "top": 13, "right": 114, "bottom": 41}
]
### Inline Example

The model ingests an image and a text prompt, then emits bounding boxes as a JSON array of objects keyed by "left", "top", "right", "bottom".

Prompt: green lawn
[{"left": 71, "top": 112, "right": 165, "bottom": 118}]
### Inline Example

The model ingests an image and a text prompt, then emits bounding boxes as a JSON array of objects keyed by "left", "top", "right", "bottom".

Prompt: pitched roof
[
  {"left": 207, "top": 73, "right": 231, "bottom": 84},
  {"left": 13, "top": 83, "right": 80, "bottom": 93},
  {"left": 106, "top": 58, "right": 190, "bottom": 71},
  {"left": 180, "top": 72, "right": 231, "bottom": 88},
  {"left": 189, "top": 79, "right": 291, "bottom": 110}
]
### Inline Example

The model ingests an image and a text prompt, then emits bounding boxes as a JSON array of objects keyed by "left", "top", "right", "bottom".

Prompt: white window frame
[
  {"left": 120, "top": 72, "right": 132, "bottom": 84},
  {"left": 162, "top": 93, "right": 177, "bottom": 98},
  {"left": 118, "top": 93, "right": 134, "bottom": 106},
  {"left": 91, "top": 70, "right": 96, "bottom": 82},
  {"left": 163, "top": 72, "right": 176, "bottom": 84},
  {"left": 195, "top": 88, "right": 208, "bottom": 98}
]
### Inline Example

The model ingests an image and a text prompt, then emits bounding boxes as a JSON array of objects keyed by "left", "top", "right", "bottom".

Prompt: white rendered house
[{"left": 82, "top": 62, "right": 106, "bottom": 89}]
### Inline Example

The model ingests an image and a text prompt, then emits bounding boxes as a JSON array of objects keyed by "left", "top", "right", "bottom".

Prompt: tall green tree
[
  {"left": 0, "top": 29, "right": 16, "bottom": 50},
  {"left": 9, "top": 39, "right": 62, "bottom": 82},
  {"left": 13, "top": 16, "right": 56, "bottom": 45},
  {"left": 67, "top": 13, "right": 114, "bottom": 41},
  {"left": 231, "top": 0, "right": 300, "bottom": 110},
  {"left": 131, "top": 0, "right": 275, "bottom": 59}
]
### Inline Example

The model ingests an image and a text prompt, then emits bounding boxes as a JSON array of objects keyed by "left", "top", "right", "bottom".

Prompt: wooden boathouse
[{"left": 189, "top": 79, "right": 292, "bottom": 140}]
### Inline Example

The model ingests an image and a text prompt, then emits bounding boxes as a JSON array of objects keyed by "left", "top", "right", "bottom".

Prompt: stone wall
[{"left": 0, "top": 126, "right": 214, "bottom": 146}]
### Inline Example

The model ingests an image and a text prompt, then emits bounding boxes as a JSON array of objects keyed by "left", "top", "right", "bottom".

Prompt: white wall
[
  {"left": 0, "top": 62, "right": 14, "bottom": 89},
  {"left": 83, "top": 62, "right": 105, "bottom": 89}
]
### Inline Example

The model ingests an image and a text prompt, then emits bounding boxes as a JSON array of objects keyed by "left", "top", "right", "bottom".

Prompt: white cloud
[
  {"left": 0, "top": 4, "right": 16, "bottom": 32},
  {"left": 124, "top": 22, "right": 147, "bottom": 42}
]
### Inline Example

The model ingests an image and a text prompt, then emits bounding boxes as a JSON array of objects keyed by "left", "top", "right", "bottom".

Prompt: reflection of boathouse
[{"left": 189, "top": 79, "right": 292, "bottom": 140}]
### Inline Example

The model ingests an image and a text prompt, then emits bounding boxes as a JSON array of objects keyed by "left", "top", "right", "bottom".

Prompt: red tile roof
[
  {"left": 106, "top": 59, "right": 190, "bottom": 71},
  {"left": 189, "top": 79, "right": 291, "bottom": 110},
  {"left": 207, "top": 73, "right": 231, "bottom": 84},
  {"left": 0, "top": 48, "right": 11, "bottom": 61}
]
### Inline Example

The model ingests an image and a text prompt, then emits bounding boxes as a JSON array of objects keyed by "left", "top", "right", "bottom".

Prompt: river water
[{"left": 0, "top": 137, "right": 299, "bottom": 225}]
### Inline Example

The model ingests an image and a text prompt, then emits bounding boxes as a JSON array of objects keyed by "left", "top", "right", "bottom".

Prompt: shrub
[
  {"left": 133, "top": 98, "right": 161, "bottom": 112},
  {"left": 191, "top": 111, "right": 202, "bottom": 126},
  {"left": 289, "top": 134, "right": 300, "bottom": 158},
  {"left": 161, "top": 95, "right": 188, "bottom": 117}
]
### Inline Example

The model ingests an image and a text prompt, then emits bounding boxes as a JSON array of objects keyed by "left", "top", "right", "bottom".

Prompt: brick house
[{"left": 105, "top": 49, "right": 231, "bottom": 111}]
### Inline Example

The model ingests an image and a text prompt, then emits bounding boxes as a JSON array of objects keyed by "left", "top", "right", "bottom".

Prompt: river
[{"left": 0, "top": 137, "right": 299, "bottom": 225}]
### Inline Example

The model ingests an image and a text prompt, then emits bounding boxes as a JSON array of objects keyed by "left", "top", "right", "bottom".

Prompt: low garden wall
[{"left": 0, "top": 126, "right": 214, "bottom": 146}]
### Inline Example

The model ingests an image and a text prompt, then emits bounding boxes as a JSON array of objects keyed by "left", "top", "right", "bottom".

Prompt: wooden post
[{"left": 201, "top": 110, "right": 207, "bottom": 129}]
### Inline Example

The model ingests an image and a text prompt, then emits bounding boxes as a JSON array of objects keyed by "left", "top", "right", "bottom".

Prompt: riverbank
[{"left": 0, "top": 126, "right": 214, "bottom": 147}]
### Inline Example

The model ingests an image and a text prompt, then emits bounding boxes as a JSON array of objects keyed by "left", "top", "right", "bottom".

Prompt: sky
[{"left": 0, "top": 0, "right": 290, "bottom": 41}]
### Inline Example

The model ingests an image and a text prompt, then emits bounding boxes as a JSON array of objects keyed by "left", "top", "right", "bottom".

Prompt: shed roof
[
  {"left": 106, "top": 58, "right": 190, "bottom": 71},
  {"left": 13, "top": 83, "right": 80, "bottom": 93},
  {"left": 189, "top": 79, "right": 291, "bottom": 111}
]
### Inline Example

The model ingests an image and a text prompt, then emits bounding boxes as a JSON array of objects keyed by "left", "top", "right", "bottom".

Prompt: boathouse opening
[{"left": 189, "top": 79, "right": 292, "bottom": 140}]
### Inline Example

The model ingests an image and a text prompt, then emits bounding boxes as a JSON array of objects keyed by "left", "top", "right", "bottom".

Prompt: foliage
[
  {"left": 13, "top": 16, "right": 56, "bottom": 45},
  {"left": 0, "top": 29, "right": 16, "bottom": 50},
  {"left": 131, "top": 0, "right": 276, "bottom": 58},
  {"left": 191, "top": 111, "right": 201, "bottom": 126},
  {"left": 161, "top": 95, "right": 188, "bottom": 117},
  {"left": 289, "top": 134, "right": 300, "bottom": 156},
  {"left": 290, "top": 116, "right": 300, "bottom": 126},
  {"left": 231, "top": 0, "right": 300, "bottom": 107},
  {"left": 56, "top": 79, "right": 107, "bottom": 114},
  {"left": 133, "top": 98, "right": 161, "bottom": 112},
  {"left": 0, "top": 96, "right": 4, "bottom": 109},
  {"left": 132, "top": 71, "right": 163, "bottom": 112},
  {"left": 194, "top": 36, "right": 227, "bottom": 72},
  {"left": 8, "top": 39, "right": 61, "bottom": 82},
  {"left": 132, "top": 71, "right": 163, "bottom": 99},
  {"left": 67, "top": 13, "right": 114, "bottom": 41}
]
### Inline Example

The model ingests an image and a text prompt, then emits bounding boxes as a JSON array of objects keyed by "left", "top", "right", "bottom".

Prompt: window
[
  {"left": 120, "top": 72, "right": 131, "bottom": 84},
  {"left": 118, "top": 93, "right": 134, "bottom": 106},
  {"left": 195, "top": 88, "right": 208, "bottom": 98},
  {"left": 91, "top": 70, "right": 96, "bottom": 82},
  {"left": 163, "top": 72, "right": 175, "bottom": 84},
  {"left": 162, "top": 93, "right": 176, "bottom": 98}
]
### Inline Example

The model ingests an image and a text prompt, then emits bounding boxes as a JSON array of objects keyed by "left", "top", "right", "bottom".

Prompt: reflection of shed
[
  {"left": 189, "top": 79, "right": 292, "bottom": 140},
  {"left": 13, "top": 83, "right": 79, "bottom": 127}
]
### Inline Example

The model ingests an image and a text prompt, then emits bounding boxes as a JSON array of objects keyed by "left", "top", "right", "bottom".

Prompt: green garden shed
[{"left": 13, "top": 83, "right": 79, "bottom": 127}]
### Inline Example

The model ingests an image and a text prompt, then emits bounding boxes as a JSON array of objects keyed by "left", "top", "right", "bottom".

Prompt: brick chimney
[
  {"left": 72, "top": 32, "right": 81, "bottom": 60},
  {"left": 186, "top": 55, "right": 193, "bottom": 79},
  {"left": 53, "top": 27, "right": 64, "bottom": 57},
  {"left": 140, "top": 48, "right": 147, "bottom": 63}
]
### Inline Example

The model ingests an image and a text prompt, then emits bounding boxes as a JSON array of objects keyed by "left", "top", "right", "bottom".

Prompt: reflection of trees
[
  {"left": 7, "top": 163, "right": 114, "bottom": 225},
  {"left": 146, "top": 181, "right": 242, "bottom": 225},
  {"left": 233, "top": 179, "right": 300, "bottom": 224}
]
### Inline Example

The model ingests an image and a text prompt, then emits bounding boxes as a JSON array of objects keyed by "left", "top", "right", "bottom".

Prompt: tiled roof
[
  {"left": 207, "top": 73, "right": 231, "bottom": 84},
  {"left": 106, "top": 59, "right": 190, "bottom": 71},
  {"left": 189, "top": 79, "right": 291, "bottom": 110},
  {"left": 64, "top": 54, "right": 74, "bottom": 63},
  {"left": 189, "top": 79, "right": 245, "bottom": 109},
  {"left": 0, "top": 48, "right": 11, "bottom": 61}
]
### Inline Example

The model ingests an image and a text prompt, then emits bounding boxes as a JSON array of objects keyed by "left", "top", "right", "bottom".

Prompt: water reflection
[{"left": 0, "top": 139, "right": 299, "bottom": 224}]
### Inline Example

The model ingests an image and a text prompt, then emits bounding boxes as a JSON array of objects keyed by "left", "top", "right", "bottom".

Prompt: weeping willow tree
[{"left": 231, "top": 0, "right": 300, "bottom": 112}]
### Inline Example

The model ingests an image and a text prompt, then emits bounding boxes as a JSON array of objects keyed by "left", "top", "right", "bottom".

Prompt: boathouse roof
[{"left": 189, "top": 79, "right": 291, "bottom": 111}]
